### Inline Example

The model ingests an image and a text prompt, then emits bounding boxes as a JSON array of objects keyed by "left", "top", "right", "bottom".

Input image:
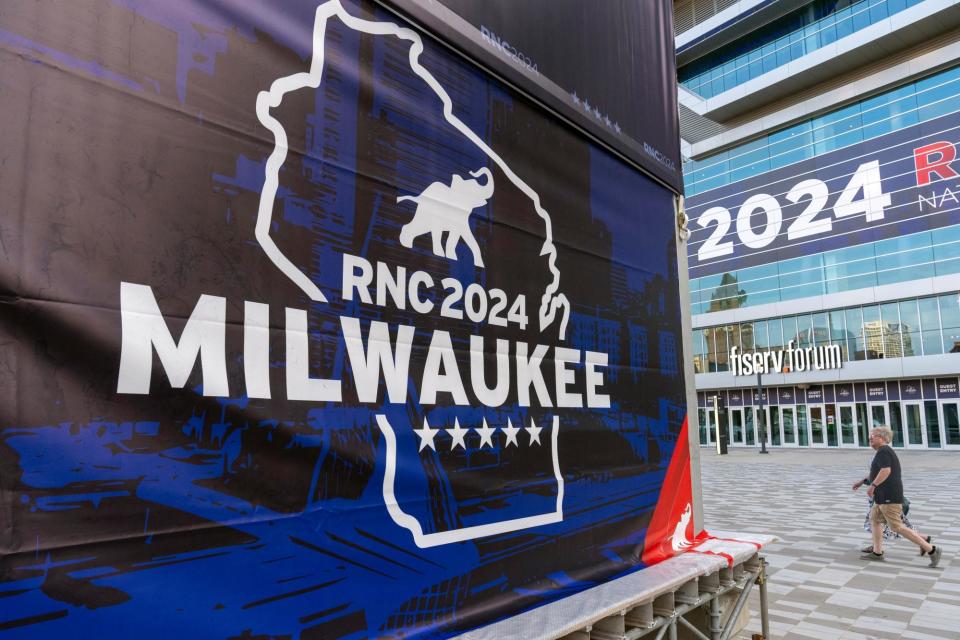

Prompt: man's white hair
[{"left": 871, "top": 426, "right": 893, "bottom": 444}]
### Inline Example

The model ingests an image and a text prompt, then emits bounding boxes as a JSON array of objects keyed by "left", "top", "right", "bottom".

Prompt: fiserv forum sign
[{"left": 729, "top": 342, "right": 843, "bottom": 376}]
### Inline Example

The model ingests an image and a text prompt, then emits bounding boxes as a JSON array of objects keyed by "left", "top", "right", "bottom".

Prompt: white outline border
[
  {"left": 376, "top": 414, "right": 563, "bottom": 547},
  {"left": 254, "top": 0, "right": 570, "bottom": 337}
]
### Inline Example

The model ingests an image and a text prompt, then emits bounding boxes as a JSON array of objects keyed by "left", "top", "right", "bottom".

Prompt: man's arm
[{"left": 866, "top": 467, "right": 891, "bottom": 498}]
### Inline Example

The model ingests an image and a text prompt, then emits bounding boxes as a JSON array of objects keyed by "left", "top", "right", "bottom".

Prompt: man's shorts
[{"left": 870, "top": 503, "right": 904, "bottom": 530}]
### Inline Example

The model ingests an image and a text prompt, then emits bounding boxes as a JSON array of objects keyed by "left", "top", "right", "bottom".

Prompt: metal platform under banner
[{"left": 456, "top": 532, "right": 776, "bottom": 640}]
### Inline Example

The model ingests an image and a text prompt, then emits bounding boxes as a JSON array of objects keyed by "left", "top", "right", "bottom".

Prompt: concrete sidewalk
[{"left": 699, "top": 447, "right": 960, "bottom": 640}]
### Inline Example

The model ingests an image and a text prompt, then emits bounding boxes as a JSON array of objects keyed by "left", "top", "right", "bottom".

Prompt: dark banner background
[
  {"left": 0, "top": 1, "right": 686, "bottom": 638},
  {"left": 395, "top": 0, "right": 683, "bottom": 192}
]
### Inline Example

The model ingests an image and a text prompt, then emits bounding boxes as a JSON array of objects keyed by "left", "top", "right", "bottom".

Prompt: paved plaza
[{"left": 699, "top": 447, "right": 960, "bottom": 640}]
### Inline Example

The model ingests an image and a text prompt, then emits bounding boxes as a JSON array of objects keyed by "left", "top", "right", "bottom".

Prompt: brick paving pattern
[{"left": 700, "top": 448, "right": 960, "bottom": 640}]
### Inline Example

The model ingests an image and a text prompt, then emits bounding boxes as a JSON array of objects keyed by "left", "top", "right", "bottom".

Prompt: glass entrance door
[
  {"left": 868, "top": 403, "right": 887, "bottom": 430},
  {"left": 796, "top": 405, "right": 809, "bottom": 446},
  {"left": 744, "top": 407, "right": 756, "bottom": 446},
  {"left": 902, "top": 402, "right": 927, "bottom": 448},
  {"left": 781, "top": 406, "right": 797, "bottom": 446},
  {"left": 889, "top": 402, "right": 905, "bottom": 447},
  {"left": 730, "top": 408, "right": 744, "bottom": 445},
  {"left": 825, "top": 404, "right": 839, "bottom": 447},
  {"left": 810, "top": 405, "right": 826, "bottom": 447},
  {"left": 942, "top": 402, "right": 960, "bottom": 449},
  {"left": 769, "top": 407, "right": 781, "bottom": 446},
  {"left": 838, "top": 404, "right": 858, "bottom": 447}
]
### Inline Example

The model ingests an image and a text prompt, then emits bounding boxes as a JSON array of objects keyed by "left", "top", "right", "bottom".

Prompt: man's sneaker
[
  {"left": 861, "top": 545, "right": 875, "bottom": 554},
  {"left": 862, "top": 551, "right": 884, "bottom": 561},
  {"left": 929, "top": 545, "right": 942, "bottom": 568}
]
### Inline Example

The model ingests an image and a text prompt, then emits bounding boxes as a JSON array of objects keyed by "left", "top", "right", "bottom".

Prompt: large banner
[
  {"left": 0, "top": 1, "right": 688, "bottom": 638},
  {"left": 687, "top": 111, "right": 960, "bottom": 278},
  {"left": 421, "top": 0, "right": 683, "bottom": 193}
]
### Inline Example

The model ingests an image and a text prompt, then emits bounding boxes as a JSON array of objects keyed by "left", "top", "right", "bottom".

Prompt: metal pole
[
  {"left": 709, "top": 594, "right": 722, "bottom": 640},
  {"left": 713, "top": 395, "right": 721, "bottom": 455},
  {"left": 757, "top": 371, "right": 768, "bottom": 454},
  {"left": 758, "top": 559, "right": 770, "bottom": 640}
]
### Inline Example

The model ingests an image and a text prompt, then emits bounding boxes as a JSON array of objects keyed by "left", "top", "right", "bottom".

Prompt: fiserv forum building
[{"left": 676, "top": 0, "right": 960, "bottom": 450}]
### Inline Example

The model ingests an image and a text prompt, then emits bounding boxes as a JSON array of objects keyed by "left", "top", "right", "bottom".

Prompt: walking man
[{"left": 852, "top": 426, "right": 942, "bottom": 567}]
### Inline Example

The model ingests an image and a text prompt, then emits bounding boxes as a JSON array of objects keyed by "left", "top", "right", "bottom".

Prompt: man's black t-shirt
[{"left": 869, "top": 445, "right": 904, "bottom": 504}]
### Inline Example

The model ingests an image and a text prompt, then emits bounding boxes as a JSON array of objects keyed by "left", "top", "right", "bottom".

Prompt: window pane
[
  {"left": 782, "top": 316, "right": 800, "bottom": 349},
  {"left": 860, "top": 86, "right": 918, "bottom": 141},
  {"left": 778, "top": 254, "right": 824, "bottom": 300},
  {"left": 845, "top": 306, "right": 865, "bottom": 360},
  {"left": 875, "top": 233, "right": 934, "bottom": 284},
  {"left": 768, "top": 317, "right": 784, "bottom": 351},
  {"left": 933, "top": 225, "right": 960, "bottom": 276},
  {"left": 918, "top": 297, "right": 943, "bottom": 355},
  {"left": 812, "top": 313, "right": 830, "bottom": 348},
  {"left": 813, "top": 103, "right": 863, "bottom": 155},
  {"left": 767, "top": 121, "right": 814, "bottom": 168},
  {"left": 862, "top": 304, "right": 883, "bottom": 359},
  {"left": 880, "top": 302, "right": 902, "bottom": 358},
  {"left": 916, "top": 65, "right": 960, "bottom": 123},
  {"left": 754, "top": 320, "right": 770, "bottom": 350},
  {"left": 829, "top": 310, "right": 847, "bottom": 359},
  {"left": 899, "top": 299, "right": 920, "bottom": 357},
  {"left": 740, "top": 322, "right": 756, "bottom": 353},
  {"left": 824, "top": 244, "right": 876, "bottom": 293},
  {"left": 728, "top": 138, "right": 771, "bottom": 183},
  {"left": 940, "top": 293, "right": 960, "bottom": 353}
]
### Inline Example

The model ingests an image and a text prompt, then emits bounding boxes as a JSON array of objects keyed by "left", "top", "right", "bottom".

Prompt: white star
[
  {"left": 525, "top": 417, "right": 543, "bottom": 446},
  {"left": 413, "top": 417, "right": 438, "bottom": 452},
  {"left": 571, "top": 91, "right": 580, "bottom": 105},
  {"left": 604, "top": 114, "right": 612, "bottom": 127},
  {"left": 613, "top": 122, "right": 621, "bottom": 134},
  {"left": 476, "top": 418, "right": 497, "bottom": 448},
  {"left": 502, "top": 417, "right": 520, "bottom": 447},
  {"left": 593, "top": 107, "right": 601, "bottom": 119},
  {"left": 447, "top": 418, "right": 469, "bottom": 451},
  {"left": 583, "top": 99, "right": 591, "bottom": 112}
]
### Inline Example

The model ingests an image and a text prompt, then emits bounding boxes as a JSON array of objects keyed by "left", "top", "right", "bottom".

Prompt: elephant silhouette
[{"left": 397, "top": 167, "right": 492, "bottom": 268}]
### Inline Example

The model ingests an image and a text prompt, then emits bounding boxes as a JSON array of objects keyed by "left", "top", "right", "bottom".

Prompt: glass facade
[
  {"left": 690, "top": 226, "right": 960, "bottom": 315},
  {"left": 698, "top": 378, "right": 960, "bottom": 449},
  {"left": 684, "top": 63, "right": 960, "bottom": 196},
  {"left": 679, "top": 0, "right": 924, "bottom": 100},
  {"left": 693, "top": 291, "right": 960, "bottom": 373}
]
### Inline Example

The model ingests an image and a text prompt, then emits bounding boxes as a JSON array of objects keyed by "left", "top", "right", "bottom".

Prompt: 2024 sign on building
[
  {"left": 0, "top": 0, "right": 688, "bottom": 637},
  {"left": 689, "top": 114, "right": 960, "bottom": 276}
]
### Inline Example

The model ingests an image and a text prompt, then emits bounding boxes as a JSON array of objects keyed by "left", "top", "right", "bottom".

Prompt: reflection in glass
[
  {"left": 770, "top": 408, "right": 781, "bottom": 446},
  {"left": 898, "top": 299, "right": 919, "bottom": 357},
  {"left": 862, "top": 305, "right": 883, "bottom": 359},
  {"left": 924, "top": 401, "right": 941, "bottom": 449},
  {"left": 826, "top": 404, "right": 838, "bottom": 446},
  {"left": 745, "top": 407, "right": 755, "bottom": 446},
  {"left": 731, "top": 409, "right": 744, "bottom": 444},
  {"left": 856, "top": 403, "right": 869, "bottom": 447},
  {"left": 905, "top": 403, "right": 923, "bottom": 445},
  {"left": 840, "top": 405, "right": 855, "bottom": 444},
  {"left": 889, "top": 402, "right": 904, "bottom": 447},
  {"left": 940, "top": 293, "right": 960, "bottom": 353},
  {"left": 944, "top": 403, "right": 960, "bottom": 446},
  {"left": 810, "top": 406, "right": 824, "bottom": 445},
  {"left": 782, "top": 407, "right": 795, "bottom": 444},
  {"left": 845, "top": 307, "right": 864, "bottom": 360},
  {"left": 797, "top": 405, "right": 809, "bottom": 446},
  {"left": 880, "top": 302, "right": 902, "bottom": 358},
  {"left": 919, "top": 297, "right": 943, "bottom": 355}
]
